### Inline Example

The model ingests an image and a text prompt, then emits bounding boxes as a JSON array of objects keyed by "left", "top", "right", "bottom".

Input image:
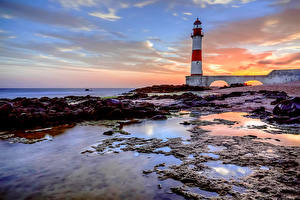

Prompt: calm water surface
[{"left": 0, "top": 125, "right": 184, "bottom": 200}]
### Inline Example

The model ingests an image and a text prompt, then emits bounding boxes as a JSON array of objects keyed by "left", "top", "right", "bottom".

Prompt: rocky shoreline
[
  {"left": 0, "top": 85, "right": 299, "bottom": 130},
  {"left": 1, "top": 84, "right": 299, "bottom": 199}
]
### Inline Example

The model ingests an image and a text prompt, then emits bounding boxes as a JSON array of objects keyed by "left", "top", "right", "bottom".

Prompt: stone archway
[
  {"left": 209, "top": 80, "right": 229, "bottom": 87},
  {"left": 244, "top": 80, "right": 263, "bottom": 86}
]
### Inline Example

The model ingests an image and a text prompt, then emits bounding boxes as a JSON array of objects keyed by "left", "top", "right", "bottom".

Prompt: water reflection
[
  {"left": 203, "top": 161, "right": 252, "bottom": 180},
  {"left": 200, "top": 153, "right": 220, "bottom": 159},
  {"left": 0, "top": 124, "right": 184, "bottom": 200},
  {"left": 154, "top": 146, "right": 172, "bottom": 153},
  {"left": 207, "top": 145, "right": 226, "bottom": 152},
  {"left": 200, "top": 112, "right": 300, "bottom": 146},
  {"left": 123, "top": 116, "right": 192, "bottom": 140}
]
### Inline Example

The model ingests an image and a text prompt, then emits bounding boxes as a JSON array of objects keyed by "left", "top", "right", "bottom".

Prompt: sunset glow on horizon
[{"left": 0, "top": 0, "right": 299, "bottom": 88}]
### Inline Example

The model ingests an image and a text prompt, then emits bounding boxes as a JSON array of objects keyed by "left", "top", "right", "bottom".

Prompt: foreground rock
[
  {"left": 1, "top": 88, "right": 298, "bottom": 132},
  {"left": 0, "top": 96, "right": 168, "bottom": 131},
  {"left": 271, "top": 97, "right": 300, "bottom": 124}
]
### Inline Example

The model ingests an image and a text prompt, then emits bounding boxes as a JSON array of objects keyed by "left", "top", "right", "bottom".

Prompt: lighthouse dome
[{"left": 193, "top": 18, "right": 202, "bottom": 25}]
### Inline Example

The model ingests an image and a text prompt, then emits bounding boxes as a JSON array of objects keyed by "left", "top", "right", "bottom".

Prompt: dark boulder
[
  {"left": 0, "top": 103, "right": 12, "bottom": 115},
  {"left": 273, "top": 97, "right": 300, "bottom": 117},
  {"left": 103, "top": 130, "right": 114, "bottom": 135}
]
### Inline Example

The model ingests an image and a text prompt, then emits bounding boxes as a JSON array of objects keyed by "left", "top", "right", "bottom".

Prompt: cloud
[
  {"left": 205, "top": 8, "right": 300, "bottom": 47},
  {"left": 134, "top": 0, "right": 157, "bottom": 8},
  {"left": 1, "top": 30, "right": 187, "bottom": 75},
  {"left": 0, "top": 14, "right": 13, "bottom": 19},
  {"left": 147, "top": 36, "right": 162, "bottom": 42},
  {"left": 162, "top": 8, "right": 300, "bottom": 76},
  {"left": 258, "top": 52, "right": 300, "bottom": 65},
  {"left": 89, "top": 8, "right": 121, "bottom": 21},
  {"left": 53, "top": 0, "right": 97, "bottom": 9},
  {"left": 192, "top": 0, "right": 244, "bottom": 8},
  {"left": 0, "top": 0, "right": 91, "bottom": 29},
  {"left": 183, "top": 12, "right": 192, "bottom": 15}
]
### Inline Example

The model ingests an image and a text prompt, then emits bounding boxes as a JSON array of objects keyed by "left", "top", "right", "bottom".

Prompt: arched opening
[
  {"left": 209, "top": 80, "right": 229, "bottom": 87},
  {"left": 244, "top": 80, "right": 263, "bottom": 86}
]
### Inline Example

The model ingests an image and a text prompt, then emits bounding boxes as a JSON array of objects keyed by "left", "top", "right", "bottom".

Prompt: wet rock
[
  {"left": 249, "top": 106, "right": 272, "bottom": 119},
  {"left": 271, "top": 97, "right": 300, "bottom": 124},
  {"left": 270, "top": 97, "right": 286, "bottom": 105},
  {"left": 151, "top": 115, "right": 167, "bottom": 120},
  {"left": 103, "top": 130, "right": 114, "bottom": 136},
  {"left": 204, "top": 95, "right": 218, "bottom": 101},
  {"left": 0, "top": 95, "right": 170, "bottom": 131},
  {"left": 263, "top": 90, "right": 288, "bottom": 99},
  {"left": 180, "top": 121, "right": 191, "bottom": 125},
  {"left": 142, "top": 169, "right": 153, "bottom": 174},
  {"left": 124, "top": 92, "right": 148, "bottom": 99},
  {"left": 132, "top": 84, "right": 210, "bottom": 93},
  {"left": 273, "top": 97, "right": 300, "bottom": 117},
  {"left": 0, "top": 103, "right": 12, "bottom": 115}
]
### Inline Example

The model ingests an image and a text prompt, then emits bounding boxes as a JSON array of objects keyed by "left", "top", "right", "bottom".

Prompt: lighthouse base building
[{"left": 186, "top": 18, "right": 300, "bottom": 87}]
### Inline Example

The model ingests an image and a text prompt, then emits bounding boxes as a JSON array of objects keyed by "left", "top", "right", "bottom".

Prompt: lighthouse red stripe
[
  {"left": 193, "top": 28, "right": 202, "bottom": 36},
  {"left": 192, "top": 50, "right": 202, "bottom": 61}
]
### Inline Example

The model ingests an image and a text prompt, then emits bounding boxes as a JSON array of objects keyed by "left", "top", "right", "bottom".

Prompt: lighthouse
[{"left": 191, "top": 18, "right": 203, "bottom": 76}]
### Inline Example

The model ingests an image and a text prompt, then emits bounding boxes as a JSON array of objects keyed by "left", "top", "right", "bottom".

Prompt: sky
[{"left": 0, "top": 0, "right": 299, "bottom": 88}]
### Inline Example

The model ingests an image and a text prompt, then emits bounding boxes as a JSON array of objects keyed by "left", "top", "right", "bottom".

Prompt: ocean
[{"left": 0, "top": 88, "right": 133, "bottom": 99}]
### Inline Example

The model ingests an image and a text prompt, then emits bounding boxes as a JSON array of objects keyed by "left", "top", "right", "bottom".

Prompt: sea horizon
[{"left": 0, "top": 88, "right": 133, "bottom": 99}]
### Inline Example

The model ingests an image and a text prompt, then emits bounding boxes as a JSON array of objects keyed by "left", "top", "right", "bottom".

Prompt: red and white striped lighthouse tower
[{"left": 191, "top": 18, "right": 204, "bottom": 76}]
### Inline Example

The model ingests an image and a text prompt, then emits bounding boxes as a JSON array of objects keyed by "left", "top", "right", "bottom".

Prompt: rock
[
  {"left": 180, "top": 121, "right": 191, "bottom": 125},
  {"left": 40, "top": 97, "right": 50, "bottom": 102},
  {"left": 270, "top": 97, "right": 300, "bottom": 124},
  {"left": 226, "top": 91, "right": 245, "bottom": 98},
  {"left": 125, "top": 92, "right": 148, "bottom": 99},
  {"left": 151, "top": 115, "right": 167, "bottom": 120},
  {"left": 105, "top": 99, "right": 121, "bottom": 107},
  {"left": 273, "top": 97, "right": 300, "bottom": 117},
  {"left": 265, "top": 91, "right": 288, "bottom": 99},
  {"left": 252, "top": 106, "right": 266, "bottom": 114},
  {"left": 0, "top": 103, "right": 12, "bottom": 115},
  {"left": 142, "top": 169, "right": 153, "bottom": 174},
  {"left": 103, "top": 130, "right": 114, "bottom": 136},
  {"left": 204, "top": 95, "right": 218, "bottom": 101},
  {"left": 249, "top": 107, "right": 272, "bottom": 120},
  {"left": 270, "top": 97, "right": 286, "bottom": 105},
  {"left": 132, "top": 84, "right": 210, "bottom": 93},
  {"left": 230, "top": 83, "right": 245, "bottom": 87}
]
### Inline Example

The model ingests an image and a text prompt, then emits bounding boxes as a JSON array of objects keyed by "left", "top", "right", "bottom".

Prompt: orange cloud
[{"left": 170, "top": 8, "right": 300, "bottom": 77}]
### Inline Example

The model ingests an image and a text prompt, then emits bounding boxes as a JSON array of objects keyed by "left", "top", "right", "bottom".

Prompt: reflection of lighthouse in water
[{"left": 191, "top": 18, "right": 204, "bottom": 76}]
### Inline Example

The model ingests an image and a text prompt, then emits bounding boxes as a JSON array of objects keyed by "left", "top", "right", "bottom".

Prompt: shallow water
[
  {"left": 203, "top": 161, "right": 252, "bottom": 180},
  {"left": 199, "top": 112, "right": 300, "bottom": 146},
  {"left": 123, "top": 116, "right": 192, "bottom": 140},
  {"left": 1, "top": 111, "right": 299, "bottom": 199},
  {"left": 200, "top": 153, "right": 220, "bottom": 159},
  {"left": 0, "top": 124, "right": 184, "bottom": 200}
]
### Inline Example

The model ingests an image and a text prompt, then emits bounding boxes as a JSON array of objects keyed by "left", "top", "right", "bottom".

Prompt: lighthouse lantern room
[{"left": 191, "top": 18, "right": 203, "bottom": 76}]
